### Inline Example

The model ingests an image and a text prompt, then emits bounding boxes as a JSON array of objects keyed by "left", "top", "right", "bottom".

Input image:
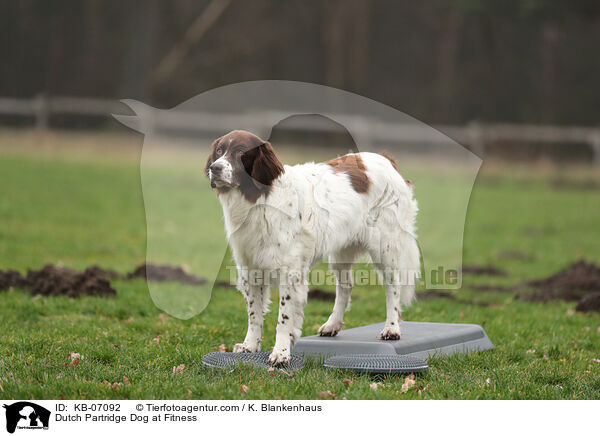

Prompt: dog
[{"left": 205, "top": 130, "right": 420, "bottom": 366}]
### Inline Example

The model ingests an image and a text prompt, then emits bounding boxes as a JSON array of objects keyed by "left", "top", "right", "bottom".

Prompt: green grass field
[{"left": 0, "top": 131, "right": 599, "bottom": 399}]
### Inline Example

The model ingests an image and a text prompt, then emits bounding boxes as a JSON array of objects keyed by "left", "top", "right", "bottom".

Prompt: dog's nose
[{"left": 210, "top": 162, "right": 223, "bottom": 174}]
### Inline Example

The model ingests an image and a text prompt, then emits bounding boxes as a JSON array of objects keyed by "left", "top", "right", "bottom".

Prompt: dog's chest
[{"left": 223, "top": 196, "right": 312, "bottom": 268}]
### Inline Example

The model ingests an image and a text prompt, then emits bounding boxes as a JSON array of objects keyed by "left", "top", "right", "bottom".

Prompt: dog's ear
[{"left": 242, "top": 141, "right": 284, "bottom": 189}]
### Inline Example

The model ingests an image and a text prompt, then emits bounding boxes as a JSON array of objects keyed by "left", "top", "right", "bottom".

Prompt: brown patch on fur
[
  {"left": 326, "top": 154, "right": 370, "bottom": 193},
  {"left": 379, "top": 152, "right": 414, "bottom": 189}
]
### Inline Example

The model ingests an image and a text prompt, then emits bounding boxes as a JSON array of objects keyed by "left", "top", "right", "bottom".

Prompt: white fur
[{"left": 217, "top": 152, "right": 420, "bottom": 365}]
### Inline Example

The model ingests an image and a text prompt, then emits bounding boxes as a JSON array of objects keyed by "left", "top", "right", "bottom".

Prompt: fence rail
[{"left": 1, "top": 95, "right": 599, "bottom": 164}]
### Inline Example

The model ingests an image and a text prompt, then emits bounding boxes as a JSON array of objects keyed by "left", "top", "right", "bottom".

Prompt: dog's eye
[{"left": 216, "top": 147, "right": 223, "bottom": 155}]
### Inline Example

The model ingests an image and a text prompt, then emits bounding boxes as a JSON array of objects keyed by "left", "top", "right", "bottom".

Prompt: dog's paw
[
  {"left": 268, "top": 348, "right": 291, "bottom": 367},
  {"left": 233, "top": 343, "right": 258, "bottom": 353},
  {"left": 318, "top": 319, "right": 344, "bottom": 337},
  {"left": 380, "top": 325, "right": 401, "bottom": 340}
]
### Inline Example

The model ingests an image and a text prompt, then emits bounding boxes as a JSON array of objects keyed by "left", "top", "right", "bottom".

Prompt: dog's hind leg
[
  {"left": 318, "top": 249, "right": 358, "bottom": 336},
  {"left": 369, "top": 231, "right": 420, "bottom": 340},
  {"left": 234, "top": 269, "right": 271, "bottom": 353}
]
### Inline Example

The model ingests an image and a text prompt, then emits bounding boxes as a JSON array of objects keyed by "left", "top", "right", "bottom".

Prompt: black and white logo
[{"left": 3, "top": 402, "right": 50, "bottom": 433}]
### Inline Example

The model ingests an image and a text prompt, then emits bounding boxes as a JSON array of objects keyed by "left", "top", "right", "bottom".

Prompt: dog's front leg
[
  {"left": 268, "top": 272, "right": 308, "bottom": 366},
  {"left": 234, "top": 276, "right": 271, "bottom": 353}
]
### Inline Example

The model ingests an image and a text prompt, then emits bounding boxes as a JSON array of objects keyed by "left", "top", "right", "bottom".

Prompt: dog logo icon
[{"left": 3, "top": 402, "right": 50, "bottom": 433}]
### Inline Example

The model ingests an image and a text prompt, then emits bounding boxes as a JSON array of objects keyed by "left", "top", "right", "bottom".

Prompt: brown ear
[{"left": 242, "top": 141, "right": 284, "bottom": 189}]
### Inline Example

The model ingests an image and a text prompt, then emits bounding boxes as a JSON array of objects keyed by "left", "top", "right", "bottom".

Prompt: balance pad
[
  {"left": 292, "top": 321, "right": 494, "bottom": 360},
  {"left": 201, "top": 322, "right": 493, "bottom": 373}
]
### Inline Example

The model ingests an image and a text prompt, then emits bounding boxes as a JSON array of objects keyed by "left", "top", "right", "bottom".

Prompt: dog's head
[{"left": 205, "top": 130, "right": 284, "bottom": 202}]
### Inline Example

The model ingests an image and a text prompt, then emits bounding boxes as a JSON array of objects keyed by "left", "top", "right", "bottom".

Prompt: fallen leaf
[
  {"left": 124, "top": 317, "right": 134, "bottom": 323},
  {"left": 56, "top": 374, "right": 63, "bottom": 379},
  {"left": 217, "top": 344, "right": 228, "bottom": 352},
  {"left": 0, "top": 383, "right": 3, "bottom": 392},
  {"left": 240, "top": 385, "right": 250, "bottom": 394},
  {"left": 112, "top": 382, "right": 122, "bottom": 390},
  {"left": 318, "top": 390, "right": 337, "bottom": 399},
  {"left": 342, "top": 378, "right": 352, "bottom": 387},
  {"left": 123, "top": 376, "right": 130, "bottom": 385},
  {"left": 278, "top": 369, "right": 294, "bottom": 377},
  {"left": 566, "top": 308, "right": 575, "bottom": 316},
  {"left": 159, "top": 313, "right": 169, "bottom": 322},
  {"left": 67, "top": 351, "right": 82, "bottom": 368},
  {"left": 592, "top": 359, "right": 600, "bottom": 363},
  {"left": 526, "top": 349, "right": 536, "bottom": 354},
  {"left": 485, "top": 378, "right": 491, "bottom": 385},
  {"left": 543, "top": 355, "right": 549, "bottom": 360},
  {"left": 370, "top": 382, "right": 384, "bottom": 391},
  {"left": 152, "top": 336, "right": 160, "bottom": 344},
  {"left": 401, "top": 376, "right": 416, "bottom": 393},
  {"left": 459, "top": 309, "right": 465, "bottom": 319},
  {"left": 172, "top": 364, "right": 185, "bottom": 374},
  {"left": 583, "top": 326, "right": 590, "bottom": 332}
]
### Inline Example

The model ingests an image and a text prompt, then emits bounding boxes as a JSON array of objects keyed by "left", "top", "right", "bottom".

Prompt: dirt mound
[
  {"left": 520, "top": 260, "right": 600, "bottom": 303},
  {"left": 470, "top": 284, "right": 511, "bottom": 293},
  {"left": 0, "top": 265, "right": 116, "bottom": 297},
  {"left": 462, "top": 265, "right": 507, "bottom": 276},
  {"left": 25, "top": 265, "right": 117, "bottom": 297},
  {"left": 575, "top": 292, "right": 600, "bottom": 312},
  {"left": 308, "top": 288, "right": 336, "bottom": 301},
  {"left": 214, "top": 280, "right": 235, "bottom": 289},
  {"left": 83, "top": 265, "right": 121, "bottom": 280},
  {"left": 127, "top": 263, "right": 207, "bottom": 285},
  {"left": 417, "top": 289, "right": 490, "bottom": 307},
  {"left": 0, "top": 269, "right": 29, "bottom": 290},
  {"left": 418, "top": 290, "right": 453, "bottom": 300}
]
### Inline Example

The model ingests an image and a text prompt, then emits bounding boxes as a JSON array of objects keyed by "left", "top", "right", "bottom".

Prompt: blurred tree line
[{"left": 1, "top": 0, "right": 599, "bottom": 125}]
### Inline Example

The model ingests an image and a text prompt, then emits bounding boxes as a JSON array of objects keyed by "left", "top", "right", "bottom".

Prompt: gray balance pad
[
  {"left": 202, "top": 350, "right": 304, "bottom": 371},
  {"left": 293, "top": 321, "right": 493, "bottom": 360},
  {"left": 323, "top": 354, "right": 428, "bottom": 374}
]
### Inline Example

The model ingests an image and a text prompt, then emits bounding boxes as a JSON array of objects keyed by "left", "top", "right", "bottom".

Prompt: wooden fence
[{"left": 1, "top": 95, "right": 599, "bottom": 164}]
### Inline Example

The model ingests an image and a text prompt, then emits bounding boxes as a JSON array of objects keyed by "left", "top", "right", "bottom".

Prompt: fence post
[
  {"left": 467, "top": 120, "right": 485, "bottom": 158},
  {"left": 591, "top": 132, "right": 600, "bottom": 166},
  {"left": 33, "top": 94, "right": 49, "bottom": 130}
]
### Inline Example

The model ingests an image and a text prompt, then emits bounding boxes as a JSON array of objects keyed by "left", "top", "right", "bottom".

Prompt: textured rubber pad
[
  {"left": 323, "top": 354, "right": 428, "bottom": 374},
  {"left": 202, "top": 351, "right": 304, "bottom": 370}
]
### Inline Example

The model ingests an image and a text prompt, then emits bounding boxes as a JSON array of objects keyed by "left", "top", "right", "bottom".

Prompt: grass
[{"left": 0, "top": 130, "right": 599, "bottom": 399}]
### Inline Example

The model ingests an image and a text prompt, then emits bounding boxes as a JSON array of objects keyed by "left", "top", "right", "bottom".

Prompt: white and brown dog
[{"left": 206, "top": 130, "right": 419, "bottom": 366}]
